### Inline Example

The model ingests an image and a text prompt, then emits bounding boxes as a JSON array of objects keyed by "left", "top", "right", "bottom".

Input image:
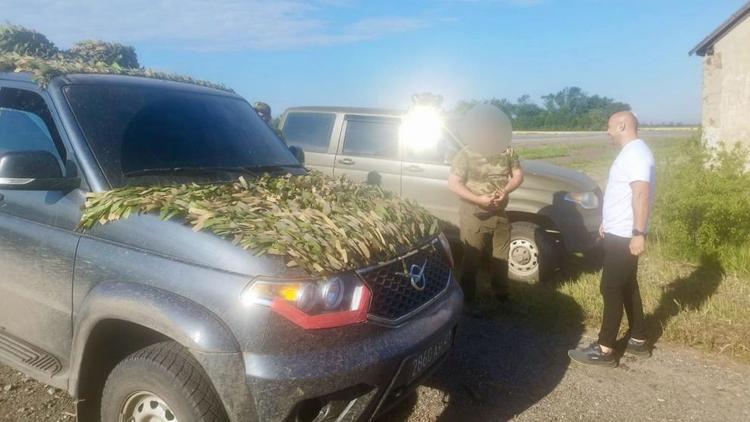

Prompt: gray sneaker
[
  {"left": 568, "top": 343, "right": 617, "bottom": 367},
  {"left": 625, "top": 338, "right": 652, "bottom": 358}
]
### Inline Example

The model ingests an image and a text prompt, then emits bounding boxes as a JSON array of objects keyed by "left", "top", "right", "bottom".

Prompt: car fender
[{"left": 68, "top": 281, "right": 241, "bottom": 394}]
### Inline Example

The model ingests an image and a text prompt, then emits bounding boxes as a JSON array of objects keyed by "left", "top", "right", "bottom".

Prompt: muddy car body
[{"left": 0, "top": 72, "right": 461, "bottom": 421}]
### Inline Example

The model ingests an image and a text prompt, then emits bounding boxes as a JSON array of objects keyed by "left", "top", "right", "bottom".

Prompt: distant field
[
  {"left": 515, "top": 134, "right": 691, "bottom": 185},
  {"left": 512, "top": 128, "right": 698, "bottom": 147}
]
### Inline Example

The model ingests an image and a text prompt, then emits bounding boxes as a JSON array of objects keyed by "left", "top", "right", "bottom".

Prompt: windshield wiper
[
  {"left": 123, "top": 164, "right": 303, "bottom": 177},
  {"left": 123, "top": 166, "right": 249, "bottom": 177},
  {"left": 242, "top": 164, "right": 305, "bottom": 173}
]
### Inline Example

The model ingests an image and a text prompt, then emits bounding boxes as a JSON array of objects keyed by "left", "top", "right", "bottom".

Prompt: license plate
[{"left": 407, "top": 328, "right": 454, "bottom": 382}]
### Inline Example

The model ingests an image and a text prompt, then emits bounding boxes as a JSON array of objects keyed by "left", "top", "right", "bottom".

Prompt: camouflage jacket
[{"left": 450, "top": 146, "right": 521, "bottom": 196}]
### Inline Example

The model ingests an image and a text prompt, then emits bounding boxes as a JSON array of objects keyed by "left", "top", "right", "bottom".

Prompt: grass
[
  {"left": 493, "top": 135, "right": 750, "bottom": 362},
  {"left": 515, "top": 145, "right": 575, "bottom": 160}
]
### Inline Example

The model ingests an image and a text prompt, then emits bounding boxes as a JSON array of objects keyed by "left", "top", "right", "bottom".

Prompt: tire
[
  {"left": 101, "top": 341, "right": 228, "bottom": 422},
  {"left": 508, "top": 221, "right": 560, "bottom": 283}
]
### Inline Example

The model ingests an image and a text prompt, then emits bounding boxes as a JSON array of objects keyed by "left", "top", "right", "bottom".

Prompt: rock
[
  {"left": 2, "top": 385, "right": 12, "bottom": 392},
  {"left": 47, "top": 387, "right": 56, "bottom": 396}
]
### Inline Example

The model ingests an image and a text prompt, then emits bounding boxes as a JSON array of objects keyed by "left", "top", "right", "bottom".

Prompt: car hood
[
  {"left": 521, "top": 160, "right": 599, "bottom": 193},
  {"left": 81, "top": 173, "right": 440, "bottom": 277}
]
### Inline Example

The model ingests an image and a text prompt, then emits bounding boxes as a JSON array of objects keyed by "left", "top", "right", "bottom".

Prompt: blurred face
[{"left": 460, "top": 104, "right": 512, "bottom": 156}]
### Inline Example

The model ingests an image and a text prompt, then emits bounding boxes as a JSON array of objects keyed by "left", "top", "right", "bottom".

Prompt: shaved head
[
  {"left": 609, "top": 111, "right": 639, "bottom": 130},
  {"left": 607, "top": 110, "right": 639, "bottom": 146}
]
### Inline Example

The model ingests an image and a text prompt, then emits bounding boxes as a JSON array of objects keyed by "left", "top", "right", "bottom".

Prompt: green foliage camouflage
[
  {"left": 0, "top": 52, "right": 233, "bottom": 92},
  {"left": 66, "top": 40, "right": 140, "bottom": 68},
  {"left": 80, "top": 172, "right": 440, "bottom": 275},
  {"left": 0, "top": 25, "right": 59, "bottom": 58},
  {"left": 0, "top": 24, "right": 232, "bottom": 92}
]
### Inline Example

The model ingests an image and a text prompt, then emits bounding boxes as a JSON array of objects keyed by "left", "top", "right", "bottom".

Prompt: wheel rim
[
  {"left": 509, "top": 238, "right": 539, "bottom": 276},
  {"left": 120, "top": 391, "right": 178, "bottom": 422}
]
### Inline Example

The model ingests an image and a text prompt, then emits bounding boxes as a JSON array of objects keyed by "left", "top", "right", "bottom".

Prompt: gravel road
[
  {"left": 385, "top": 315, "right": 750, "bottom": 422},
  {"left": 2, "top": 311, "right": 748, "bottom": 421}
]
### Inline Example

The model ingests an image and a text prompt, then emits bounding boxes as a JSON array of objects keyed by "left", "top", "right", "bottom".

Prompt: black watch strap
[{"left": 632, "top": 229, "right": 646, "bottom": 237}]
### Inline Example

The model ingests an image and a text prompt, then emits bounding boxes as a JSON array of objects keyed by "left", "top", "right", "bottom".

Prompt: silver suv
[
  {"left": 280, "top": 106, "right": 603, "bottom": 282},
  {"left": 0, "top": 73, "right": 461, "bottom": 422}
]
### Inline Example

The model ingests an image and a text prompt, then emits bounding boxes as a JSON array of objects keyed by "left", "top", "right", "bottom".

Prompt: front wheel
[
  {"left": 508, "top": 222, "right": 560, "bottom": 283},
  {"left": 101, "top": 341, "right": 228, "bottom": 422}
]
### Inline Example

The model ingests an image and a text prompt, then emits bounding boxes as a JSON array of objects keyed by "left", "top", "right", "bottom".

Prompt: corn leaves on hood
[{"left": 80, "top": 172, "right": 440, "bottom": 276}]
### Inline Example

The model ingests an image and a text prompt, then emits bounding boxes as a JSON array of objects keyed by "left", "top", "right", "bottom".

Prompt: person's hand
[
  {"left": 630, "top": 235, "right": 645, "bottom": 256},
  {"left": 491, "top": 189, "right": 506, "bottom": 206},
  {"left": 477, "top": 194, "right": 498, "bottom": 209},
  {"left": 599, "top": 223, "right": 605, "bottom": 239}
]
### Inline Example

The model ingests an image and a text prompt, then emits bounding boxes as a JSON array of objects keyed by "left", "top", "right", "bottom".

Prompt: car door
[
  {"left": 333, "top": 114, "right": 402, "bottom": 194},
  {"left": 0, "top": 84, "right": 83, "bottom": 381},
  {"left": 281, "top": 111, "right": 339, "bottom": 176},
  {"left": 401, "top": 129, "right": 462, "bottom": 228}
]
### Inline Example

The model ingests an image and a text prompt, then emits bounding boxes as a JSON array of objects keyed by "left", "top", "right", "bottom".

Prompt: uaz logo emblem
[{"left": 406, "top": 260, "right": 428, "bottom": 291}]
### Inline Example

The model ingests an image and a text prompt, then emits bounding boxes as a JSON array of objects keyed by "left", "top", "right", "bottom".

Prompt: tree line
[{"left": 454, "top": 87, "right": 631, "bottom": 131}]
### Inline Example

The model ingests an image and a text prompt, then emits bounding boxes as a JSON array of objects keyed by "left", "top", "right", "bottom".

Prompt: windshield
[{"left": 64, "top": 84, "right": 300, "bottom": 187}]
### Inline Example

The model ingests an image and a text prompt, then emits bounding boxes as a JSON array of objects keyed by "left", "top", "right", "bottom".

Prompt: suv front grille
[{"left": 358, "top": 240, "right": 451, "bottom": 323}]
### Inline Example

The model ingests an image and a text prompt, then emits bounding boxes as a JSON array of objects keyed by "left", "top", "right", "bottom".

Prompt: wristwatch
[{"left": 632, "top": 229, "right": 646, "bottom": 237}]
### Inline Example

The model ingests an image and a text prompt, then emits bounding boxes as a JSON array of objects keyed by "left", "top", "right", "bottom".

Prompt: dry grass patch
[{"left": 504, "top": 250, "right": 750, "bottom": 362}]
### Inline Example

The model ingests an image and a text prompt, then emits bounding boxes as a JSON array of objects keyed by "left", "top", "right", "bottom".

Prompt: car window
[
  {"left": 0, "top": 87, "right": 65, "bottom": 167},
  {"left": 342, "top": 115, "right": 400, "bottom": 159},
  {"left": 404, "top": 130, "right": 460, "bottom": 165},
  {"left": 282, "top": 112, "right": 335, "bottom": 153},
  {"left": 64, "top": 84, "right": 298, "bottom": 187}
]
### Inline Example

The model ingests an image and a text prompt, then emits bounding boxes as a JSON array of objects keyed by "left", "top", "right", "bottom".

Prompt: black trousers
[{"left": 598, "top": 233, "right": 646, "bottom": 348}]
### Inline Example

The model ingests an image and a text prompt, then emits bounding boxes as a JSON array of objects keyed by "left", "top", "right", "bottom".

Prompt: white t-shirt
[{"left": 602, "top": 139, "right": 655, "bottom": 238}]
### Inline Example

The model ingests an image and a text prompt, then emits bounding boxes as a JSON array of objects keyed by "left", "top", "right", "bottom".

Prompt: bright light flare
[{"left": 400, "top": 106, "right": 444, "bottom": 152}]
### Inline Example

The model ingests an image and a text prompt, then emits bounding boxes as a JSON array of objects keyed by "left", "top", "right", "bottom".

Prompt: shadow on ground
[
  {"left": 383, "top": 278, "right": 585, "bottom": 422},
  {"left": 646, "top": 254, "right": 724, "bottom": 345}
]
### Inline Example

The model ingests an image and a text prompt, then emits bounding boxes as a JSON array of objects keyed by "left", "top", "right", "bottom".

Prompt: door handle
[
  {"left": 338, "top": 158, "right": 355, "bottom": 165},
  {"left": 0, "top": 193, "right": 4, "bottom": 202},
  {"left": 406, "top": 165, "right": 423, "bottom": 172}
]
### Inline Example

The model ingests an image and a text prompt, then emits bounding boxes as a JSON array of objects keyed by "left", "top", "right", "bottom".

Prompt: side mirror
[
  {"left": 0, "top": 151, "right": 80, "bottom": 191},
  {"left": 289, "top": 145, "right": 305, "bottom": 165}
]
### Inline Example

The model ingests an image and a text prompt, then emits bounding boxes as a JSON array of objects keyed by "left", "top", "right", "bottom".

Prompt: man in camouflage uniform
[
  {"left": 253, "top": 101, "right": 285, "bottom": 140},
  {"left": 448, "top": 104, "right": 524, "bottom": 307}
]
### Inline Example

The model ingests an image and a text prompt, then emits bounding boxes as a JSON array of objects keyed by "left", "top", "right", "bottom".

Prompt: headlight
[
  {"left": 240, "top": 273, "right": 371, "bottom": 329},
  {"left": 564, "top": 191, "right": 600, "bottom": 210}
]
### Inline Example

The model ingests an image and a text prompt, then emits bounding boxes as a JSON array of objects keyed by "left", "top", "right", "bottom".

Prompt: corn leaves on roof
[
  {"left": 80, "top": 172, "right": 440, "bottom": 275},
  {"left": 0, "top": 25, "right": 231, "bottom": 91},
  {"left": 0, "top": 52, "right": 233, "bottom": 92}
]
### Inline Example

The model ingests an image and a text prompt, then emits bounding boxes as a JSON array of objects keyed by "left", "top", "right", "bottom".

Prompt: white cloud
[{"left": 1, "top": 0, "right": 429, "bottom": 50}]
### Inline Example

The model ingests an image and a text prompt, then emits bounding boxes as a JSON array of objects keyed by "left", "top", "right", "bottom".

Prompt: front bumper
[
  {"left": 542, "top": 192, "right": 602, "bottom": 254},
  {"left": 195, "top": 279, "right": 463, "bottom": 422}
]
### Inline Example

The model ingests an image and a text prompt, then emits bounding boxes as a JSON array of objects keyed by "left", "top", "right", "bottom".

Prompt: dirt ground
[
  {"left": 2, "top": 313, "right": 749, "bottom": 421},
  {"left": 386, "top": 316, "right": 750, "bottom": 422}
]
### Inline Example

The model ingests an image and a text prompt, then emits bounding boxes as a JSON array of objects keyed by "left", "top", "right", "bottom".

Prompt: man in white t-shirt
[{"left": 569, "top": 111, "right": 655, "bottom": 367}]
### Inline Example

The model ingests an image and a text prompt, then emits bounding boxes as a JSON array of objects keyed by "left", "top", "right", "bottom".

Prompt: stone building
[{"left": 690, "top": 2, "right": 750, "bottom": 153}]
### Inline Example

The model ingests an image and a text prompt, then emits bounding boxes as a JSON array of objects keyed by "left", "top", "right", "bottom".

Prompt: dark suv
[{"left": 0, "top": 72, "right": 461, "bottom": 421}]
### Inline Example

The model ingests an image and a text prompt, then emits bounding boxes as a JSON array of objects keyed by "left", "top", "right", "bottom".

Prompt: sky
[{"left": 3, "top": 0, "right": 748, "bottom": 124}]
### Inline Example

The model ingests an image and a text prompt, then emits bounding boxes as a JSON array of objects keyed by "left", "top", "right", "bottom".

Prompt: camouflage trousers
[{"left": 458, "top": 201, "right": 511, "bottom": 303}]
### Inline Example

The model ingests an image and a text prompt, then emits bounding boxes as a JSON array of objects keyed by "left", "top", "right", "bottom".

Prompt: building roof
[{"left": 690, "top": 2, "right": 750, "bottom": 56}]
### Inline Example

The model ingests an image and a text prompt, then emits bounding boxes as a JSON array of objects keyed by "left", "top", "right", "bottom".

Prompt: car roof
[
  {"left": 0, "top": 71, "right": 241, "bottom": 98},
  {"left": 284, "top": 106, "right": 405, "bottom": 117}
]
